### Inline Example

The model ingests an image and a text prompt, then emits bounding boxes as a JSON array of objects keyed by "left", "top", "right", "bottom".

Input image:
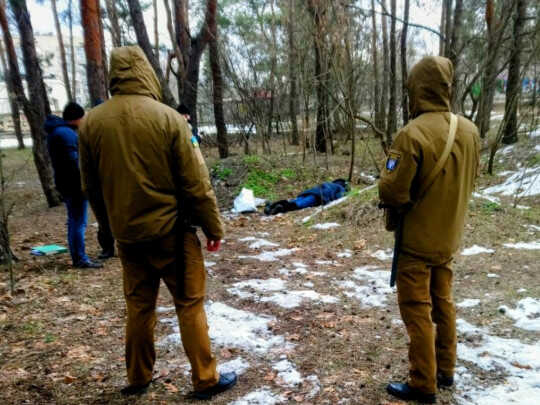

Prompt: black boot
[
  {"left": 98, "top": 249, "right": 115, "bottom": 260},
  {"left": 386, "top": 382, "right": 436, "bottom": 404},
  {"left": 437, "top": 373, "right": 454, "bottom": 388},
  {"left": 192, "top": 372, "right": 237, "bottom": 400},
  {"left": 120, "top": 381, "right": 150, "bottom": 396}
]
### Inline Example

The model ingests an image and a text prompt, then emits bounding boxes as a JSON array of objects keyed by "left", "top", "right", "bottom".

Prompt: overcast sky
[{"left": 26, "top": 0, "right": 441, "bottom": 55}]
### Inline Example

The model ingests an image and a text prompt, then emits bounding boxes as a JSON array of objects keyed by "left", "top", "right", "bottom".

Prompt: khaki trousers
[
  {"left": 118, "top": 230, "right": 219, "bottom": 391},
  {"left": 396, "top": 253, "right": 456, "bottom": 394}
]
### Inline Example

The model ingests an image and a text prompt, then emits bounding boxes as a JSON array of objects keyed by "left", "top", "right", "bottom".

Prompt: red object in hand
[{"left": 207, "top": 239, "right": 221, "bottom": 252}]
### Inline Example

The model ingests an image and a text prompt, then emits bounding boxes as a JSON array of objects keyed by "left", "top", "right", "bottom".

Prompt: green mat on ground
[{"left": 31, "top": 244, "right": 68, "bottom": 256}]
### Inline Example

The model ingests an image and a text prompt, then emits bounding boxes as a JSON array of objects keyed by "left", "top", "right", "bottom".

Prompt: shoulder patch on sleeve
[
  {"left": 385, "top": 151, "right": 401, "bottom": 172},
  {"left": 191, "top": 135, "right": 199, "bottom": 148}
]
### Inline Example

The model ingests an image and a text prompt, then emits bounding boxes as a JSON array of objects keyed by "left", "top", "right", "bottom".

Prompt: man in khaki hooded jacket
[
  {"left": 379, "top": 56, "right": 480, "bottom": 403},
  {"left": 79, "top": 46, "right": 236, "bottom": 400}
]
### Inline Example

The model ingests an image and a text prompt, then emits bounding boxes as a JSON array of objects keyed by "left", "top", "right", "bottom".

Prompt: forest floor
[{"left": 0, "top": 122, "right": 539, "bottom": 405}]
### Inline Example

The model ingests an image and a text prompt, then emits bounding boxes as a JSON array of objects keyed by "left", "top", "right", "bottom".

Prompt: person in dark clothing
[
  {"left": 177, "top": 103, "right": 202, "bottom": 144},
  {"left": 91, "top": 98, "right": 115, "bottom": 260},
  {"left": 264, "top": 179, "right": 349, "bottom": 215},
  {"left": 45, "top": 102, "right": 102, "bottom": 269}
]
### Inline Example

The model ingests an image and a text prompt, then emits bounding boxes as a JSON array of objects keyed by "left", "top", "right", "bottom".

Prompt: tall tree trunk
[
  {"left": 502, "top": 0, "right": 525, "bottom": 145},
  {"left": 448, "top": 0, "right": 464, "bottom": 111},
  {"left": 444, "top": 0, "right": 453, "bottom": 56},
  {"left": 68, "top": 0, "right": 76, "bottom": 101},
  {"left": 0, "top": 39, "right": 24, "bottom": 149},
  {"left": 371, "top": 0, "right": 381, "bottom": 131},
  {"left": 387, "top": 0, "right": 397, "bottom": 138},
  {"left": 80, "top": 0, "right": 107, "bottom": 105},
  {"left": 207, "top": 0, "right": 228, "bottom": 158},
  {"left": 98, "top": 5, "right": 108, "bottom": 93},
  {"left": 153, "top": 0, "right": 159, "bottom": 57},
  {"left": 104, "top": 0, "right": 122, "bottom": 47},
  {"left": 380, "top": 0, "right": 389, "bottom": 136},
  {"left": 51, "top": 0, "right": 72, "bottom": 102},
  {"left": 126, "top": 0, "right": 176, "bottom": 106},
  {"left": 174, "top": 0, "right": 217, "bottom": 132},
  {"left": 287, "top": 0, "right": 299, "bottom": 145},
  {"left": 439, "top": 0, "right": 447, "bottom": 56},
  {"left": 4, "top": 0, "right": 61, "bottom": 207},
  {"left": 400, "top": 0, "right": 410, "bottom": 125}
]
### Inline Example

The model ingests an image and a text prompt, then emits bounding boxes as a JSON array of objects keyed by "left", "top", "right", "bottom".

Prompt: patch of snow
[
  {"left": 337, "top": 249, "right": 352, "bottom": 258},
  {"left": 498, "top": 298, "right": 540, "bottom": 332},
  {"left": 315, "top": 260, "right": 335, "bottom": 265},
  {"left": 371, "top": 249, "right": 393, "bottom": 261},
  {"left": 218, "top": 357, "right": 250, "bottom": 376},
  {"left": 517, "top": 288, "right": 527, "bottom": 293},
  {"left": 524, "top": 224, "right": 540, "bottom": 232},
  {"left": 272, "top": 359, "right": 303, "bottom": 387},
  {"left": 457, "top": 299, "right": 481, "bottom": 308},
  {"left": 227, "top": 279, "right": 287, "bottom": 299},
  {"left": 258, "top": 232, "right": 270, "bottom": 237},
  {"left": 516, "top": 205, "right": 531, "bottom": 210},
  {"left": 229, "top": 388, "right": 284, "bottom": 405},
  {"left": 261, "top": 290, "right": 339, "bottom": 309},
  {"left": 461, "top": 245, "right": 495, "bottom": 256},
  {"left": 204, "top": 261, "right": 216, "bottom": 267},
  {"left": 503, "top": 241, "right": 540, "bottom": 250},
  {"left": 456, "top": 318, "right": 540, "bottom": 405},
  {"left": 483, "top": 166, "right": 540, "bottom": 197},
  {"left": 338, "top": 266, "right": 394, "bottom": 308},
  {"left": 305, "top": 375, "right": 321, "bottom": 398},
  {"left": 159, "top": 302, "right": 286, "bottom": 355},
  {"left": 487, "top": 273, "right": 500, "bottom": 278},
  {"left": 303, "top": 281, "right": 314, "bottom": 288},
  {"left": 238, "top": 237, "right": 279, "bottom": 249},
  {"left": 278, "top": 268, "right": 290, "bottom": 276},
  {"left": 500, "top": 145, "right": 514, "bottom": 155},
  {"left": 239, "top": 248, "right": 298, "bottom": 262},
  {"left": 156, "top": 306, "right": 175, "bottom": 313},
  {"left": 392, "top": 318, "right": 404, "bottom": 327},
  {"left": 301, "top": 195, "right": 350, "bottom": 223},
  {"left": 472, "top": 192, "right": 501, "bottom": 204},
  {"left": 311, "top": 222, "right": 341, "bottom": 230}
]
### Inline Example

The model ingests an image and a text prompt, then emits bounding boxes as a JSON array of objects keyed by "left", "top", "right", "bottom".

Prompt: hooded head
[
  {"left": 108, "top": 46, "right": 162, "bottom": 101},
  {"left": 407, "top": 56, "right": 453, "bottom": 118}
]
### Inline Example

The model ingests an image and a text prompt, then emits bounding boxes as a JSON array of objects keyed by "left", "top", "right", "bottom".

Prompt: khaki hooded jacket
[
  {"left": 378, "top": 56, "right": 480, "bottom": 263},
  {"left": 79, "top": 46, "right": 224, "bottom": 244}
]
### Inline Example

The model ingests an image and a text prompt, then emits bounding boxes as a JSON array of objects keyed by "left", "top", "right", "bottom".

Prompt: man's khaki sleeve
[
  {"left": 172, "top": 119, "right": 224, "bottom": 240},
  {"left": 378, "top": 130, "right": 420, "bottom": 207}
]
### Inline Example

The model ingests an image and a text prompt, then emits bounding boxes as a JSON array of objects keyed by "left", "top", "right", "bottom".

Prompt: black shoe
[
  {"left": 192, "top": 372, "right": 237, "bottom": 400},
  {"left": 386, "top": 382, "right": 436, "bottom": 404},
  {"left": 120, "top": 382, "right": 150, "bottom": 396},
  {"left": 75, "top": 260, "right": 103, "bottom": 269},
  {"left": 437, "top": 373, "right": 454, "bottom": 388},
  {"left": 98, "top": 250, "right": 114, "bottom": 260}
]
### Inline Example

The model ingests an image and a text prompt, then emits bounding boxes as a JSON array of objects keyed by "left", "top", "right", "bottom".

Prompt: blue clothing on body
[
  {"left": 293, "top": 181, "right": 347, "bottom": 208},
  {"left": 45, "top": 115, "right": 91, "bottom": 266},
  {"left": 45, "top": 115, "right": 82, "bottom": 197}
]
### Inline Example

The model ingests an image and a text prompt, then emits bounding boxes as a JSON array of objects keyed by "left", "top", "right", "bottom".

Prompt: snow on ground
[
  {"left": 239, "top": 248, "right": 298, "bottom": 262},
  {"left": 261, "top": 290, "right": 338, "bottom": 309},
  {"left": 487, "top": 273, "right": 500, "bottom": 278},
  {"left": 218, "top": 357, "right": 251, "bottom": 376},
  {"left": 229, "top": 388, "right": 284, "bottom": 405},
  {"left": 159, "top": 302, "right": 288, "bottom": 355},
  {"left": 461, "top": 245, "right": 495, "bottom": 256},
  {"left": 456, "top": 318, "right": 540, "bottom": 405},
  {"left": 524, "top": 224, "right": 540, "bottom": 232},
  {"left": 483, "top": 166, "right": 540, "bottom": 197},
  {"left": 457, "top": 299, "right": 481, "bottom": 308},
  {"left": 204, "top": 261, "right": 216, "bottom": 267},
  {"left": 227, "top": 278, "right": 287, "bottom": 299},
  {"left": 272, "top": 359, "right": 303, "bottom": 387},
  {"left": 238, "top": 237, "right": 279, "bottom": 249},
  {"left": 301, "top": 196, "right": 349, "bottom": 224},
  {"left": 498, "top": 297, "right": 540, "bottom": 332},
  {"left": 337, "top": 249, "right": 352, "bottom": 258},
  {"left": 503, "top": 241, "right": 540, "bottom": 250},
  {"left": 311, "top": 222, "right": 341, "bottom": 230},
  {"left": 473, "top": 192, "right": 501, "bottom": 205},
  {"left": 337, "top": 266, "right": 394, "bottom": 308},
  {"left": 370, "top": 249, "right": 393, "bottom": 261}
]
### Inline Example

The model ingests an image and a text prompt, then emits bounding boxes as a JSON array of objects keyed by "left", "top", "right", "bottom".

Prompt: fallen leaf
[
  {"left": 354, "top": 239, "right": 367, "bottom": 251},
  {"left": 293, "top": 394, "right": 305, "bottom": 402},
  {"left": 264, "top": 371, "right": 276, "bottom": 381},
  {"left": 288, "top": 334, "right": 301, "bottom": 341},
  {"left": 220, "top": 348, "right": 232, "bottom": 359},
  {"left": 64, "top": 374, "right": 77, "bottom": 384},
  {"left": 511, "top": 362, "right": 532, "bottom": 370}
]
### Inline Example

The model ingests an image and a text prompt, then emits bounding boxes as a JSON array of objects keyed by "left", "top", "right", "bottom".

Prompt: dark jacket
[
  {"left": 45, "top": 115, "right": 82, "bottom": 198},
  {"left": 298, "top": 181, "right": 346, "bottom": 205}
]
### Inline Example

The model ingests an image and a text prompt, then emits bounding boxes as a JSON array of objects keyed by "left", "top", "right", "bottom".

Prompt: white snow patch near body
[
  {"left": 305, "top": 375, "right": 321, "bottom": 398},
  {"left": 159, "top": 302, "right": 286, "bottom": 354},
  {"left": 239, "top": 248, "right": 298, "bottom": 262},
  {"left": 204, "top": 261, "right": 216, "bottom": 267},
  {"left": 371, "top": 249, "right": 393, "bottom": 261},
  {"left": 473, "top": 192, "right": 501, "bottom": 204},
  {"left": 337, "top": 249, "right": 353, "bottom": 258},
  {"left": 238, "top": 237, "right": 279, "bottom": 249},
  {"left": 503, "top": 241, "right": 540, "bottom": 250},
  {"left": 338, "top": 266, "right": 394, "bottom": 308},
  {"left": 218, "top": 357, "right": 250, "bottom": 376},
  {"left": 303, "top": 281, "right": 314, "bottom": 288},
  {"left": 487, "top": 273, "right": 500, "bottom": 278},
  {"left": 157, "top": 306, "right": 175, "bottom": 313},
  {"left": 498, "top": 297, "right": 540, "bottom": 332},
  {"left": 457, "top": 299, "right": 481, "bottom": 308},
  {"left": 311, "top": 222, "right": 341, "bottom": 230},
  {"left": 301, "top": 196, "right": 350, "bottom": 223},
  {"left": 229, "top": 388, "right": 284, "bottom": 405},
  {"left": 524, "top": 224, "right": 540, "bottom": 232},
  {"left": 315, "top": 260, "right": 335, "bottom": 265},
  {"left": 456, "top": 318, "right": 540, "bottom": 405},
  {"left": 272, "top": 359, "right": 303, "bottom": 387},
  {"left": 461, "top": 245, "right": 495, "bottom": 256},
  {"left": 483, "top": 166, "right": 540, "bottom": 197},
  {"left": 229, "top": 279, "right": 286, "bottom": 294}
]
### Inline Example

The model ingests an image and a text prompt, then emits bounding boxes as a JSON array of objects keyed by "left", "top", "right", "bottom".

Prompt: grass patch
[{"left": 212, "top": 164, "right": 233, "bottom": 181}]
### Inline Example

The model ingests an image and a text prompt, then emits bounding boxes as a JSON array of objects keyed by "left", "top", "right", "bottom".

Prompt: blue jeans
[
  {"left": 64, "top": 196, "right": 89, "bottom": 265},
  {"left": 291, "top": 194, "right": 318, "bottom": 209}
]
